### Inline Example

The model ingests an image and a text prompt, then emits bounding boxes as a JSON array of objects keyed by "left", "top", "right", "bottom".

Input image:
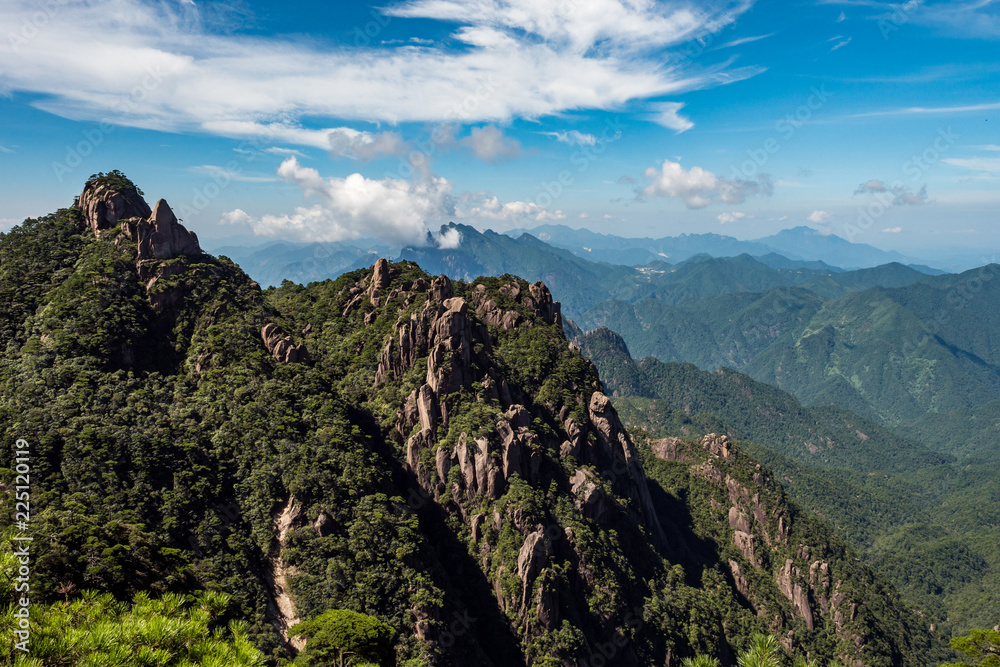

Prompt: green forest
[{"left": 0, "top": 174, "right": 994, "bottom": 666}]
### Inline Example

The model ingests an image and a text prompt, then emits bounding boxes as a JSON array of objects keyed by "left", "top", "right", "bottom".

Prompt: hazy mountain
[
  {"left": 210, "top": 239, "right": 395, "bottom": 287},
  {"left": 506, "top": 223, "right": 934, "bottom": 271},
  {"left": 578, "top": 260, "right": 999, "bottom": 426}
]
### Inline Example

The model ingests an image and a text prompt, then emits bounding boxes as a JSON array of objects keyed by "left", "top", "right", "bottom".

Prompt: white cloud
[
  {"left": 642, "top": 159, "right": 773, "bottom": 209},
  {"left": 0, "top": 145, "right": 14, "bottom": 154},
  {"left": 201, "top": 121, "right": 346, "bottom": 150},
  {"left": 263, "top": 147, "right": 307, "bottom": 157},
  {"left": 460, "top": 195, "right": 564, "bottom": 223},
  {"left": 882, "top": 226, "right": 902, "bottom": 233},
  {"left": 0, "top": 0, "right": 759, "bottom": 142},
  {"left": 837, "top": 11, "right": 847, "bottom": 22},
  {"left": 808, "top": 210, "right": 831, "bottom": 224},
  {"left": 647, "top": 102, "right": 694, "bottom": 133},
  {"left": 221, "top": 209, "right": 252, "bottom": 226},
  {"left": 717, "top": 211, "right": 747, "bottom": 224},
  {"left": 854, "top": 179, "right": 931, "bottom": 205},
  {"left": 974, "top": 144, "right": 1000, "bottom": 152},
  {"left": 236, "top": 157, "right": 454, "bottom": 245},
  {"left": 541, "top": 130, "right": 597, "bottom": 146},
  {"left": 943, "top": 157, "right": 1000, "bottom": 173},
  {"left": 906, "top": 0, "right": 1000, "bottom": 40},
  {"left": 436, "top": 226, "right": 462, "bottom": 249},
  {"left": 389, "top": 0, "right": 744, "bottom": 54},
  {"left": 850, "top": 101, "right": 1000, "bottom": 119},
  {"left": 460, "top": 126, "right": 521, "bottom": 161}
]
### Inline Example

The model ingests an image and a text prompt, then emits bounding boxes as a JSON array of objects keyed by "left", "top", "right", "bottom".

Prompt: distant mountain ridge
[
  {"left": 206, "top": 222, "right": 950, "bottom": 299},
  {"left": 504, "top": 223, "right": 939, "bottom": 271}
]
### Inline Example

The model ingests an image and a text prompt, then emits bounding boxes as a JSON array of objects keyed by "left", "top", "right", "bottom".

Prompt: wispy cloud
[
  {"left": 849, "top": 101, "right": 1000, "bottom": 118},
  {"left": 263, "top": 147, "right": 306, "bottom": 157},
  {"left": 830, "top": 36, "right": 852, "bottom": 51},
  {"left": 541, "top": 130, "right": 597, "bottom": 146},
  {"left": 646, "top": 102, "right": 695, "bottom": 133},
  {"left": 189, "top": 165, "right": 277, "bottom": 183},
  {"left": 717, "top": 211, "right": 748, "bottom": 223},
  {"left": 0, "top": 145, "right": 13, "bottom": 154},
  {"left": 0, "top": 0, "right": 758, "bottom": 146},
  {"left": 943, "top": 157, "right": 1000, "bottom": 173},
  {"left": 328, "top": 128, "right": 408, "bottom": 161},
  {"left": 460, "top": 126, "right": 521, "bottom": 161},
  {"left": 714, "top": 32, "right": 776, "bottom": 49}
]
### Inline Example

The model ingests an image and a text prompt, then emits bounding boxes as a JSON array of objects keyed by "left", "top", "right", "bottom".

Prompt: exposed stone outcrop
[
  {"left": 516, "top": 530, "right": 550, "bottom": 610},
  {"left": 78, "top": 178, "right": 203, "bottom": 309},
  {"left": 79, "top": 181, "right": 201, "bottom": 269},
  {"left": 703, "top": 433, "right": 732, "bottom": 459},
  {"left": 776, "top": 558, "right": 815, "bottom": 630},
  {"left": 729, "top": 506, "right": 751, "bottom": 534},
  {"left": 587, "top": 391, "right": 668, "bottom": 548},
  {"left": 264, "top": 496, "right": 306, "bottom": 652},
  {"left": 261, "top": 323, "right": 308, "bottom": 363},
  {"left": 79, "top": 180, "right": 152, "bottom": 234},
  {"left": 455, "top": 434, "right": 504, "bottom": 501},
  {"left": 569, "top": 468, "right": 610, "bottom": 524},
  {"left": 527, "top": 281, "right": 561, "bottom": 327},
  {"left": 651, "top": 436, "right": 687, "bottom": 461},
  {"left": 734, "top": 530, "right": 759, "bottom": 567},
  {"left": 368, "top": 257, "right": 391, "bottom": 305}
]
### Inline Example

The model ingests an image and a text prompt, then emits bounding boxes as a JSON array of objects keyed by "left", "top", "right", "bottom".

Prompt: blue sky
[{"left": 1, "top": 0, "right": 998, "bottom": 260}]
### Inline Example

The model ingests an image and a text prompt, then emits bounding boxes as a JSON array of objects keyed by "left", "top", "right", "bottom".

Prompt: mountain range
[
  {"left": 0, "top": 173, "right": 959, "bottom": 666},
  {"left": 503, "top": 224, "right": 948, "bottom": 273}
]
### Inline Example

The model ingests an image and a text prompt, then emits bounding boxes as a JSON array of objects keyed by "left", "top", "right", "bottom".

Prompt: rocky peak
[
  {"left": 79, "top": 178, "right": 152, "bottom": 234},
  {"left": 79, "top": 175, "right": 202, "bottom": 266}
]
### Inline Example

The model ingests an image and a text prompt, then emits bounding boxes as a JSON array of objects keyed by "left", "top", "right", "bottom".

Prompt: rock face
[
  {"left": 687, "top": 432, "right": 876, "bottom": 665},
  {"left": 80, "top": 181, "right": 152, "bottom": 232},
  {"left": 351, "top": 262, "right": 669, "bottom": 659},
  {"left": 78, "top": 177, "right": 203, "bottom": 311},
  {"left": 261, "top": 323, "right": 309, "bottom": 364},
  {"left": 586, "top": 391, "right": 668, "bottom": 548},
  {"left": 79, "top": 180, "right": 202, "bottom": 268}
]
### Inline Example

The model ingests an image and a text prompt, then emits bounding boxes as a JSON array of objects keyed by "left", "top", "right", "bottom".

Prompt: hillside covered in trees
[
  {"left": 0, "top": 174, "right": 949, "bottom": 665},
  {"left": 578, "top": 327, "right": 1000, "bottom": 637}
]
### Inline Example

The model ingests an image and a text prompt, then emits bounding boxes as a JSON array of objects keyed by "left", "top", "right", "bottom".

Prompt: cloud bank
[{"left": 0, "top": 0, "right": 759, "bottom": 146}]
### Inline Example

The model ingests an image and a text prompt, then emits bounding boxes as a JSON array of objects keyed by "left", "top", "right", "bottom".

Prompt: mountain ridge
[{"left": 0, "top": 173, "right": 945, "bottom": 666}]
